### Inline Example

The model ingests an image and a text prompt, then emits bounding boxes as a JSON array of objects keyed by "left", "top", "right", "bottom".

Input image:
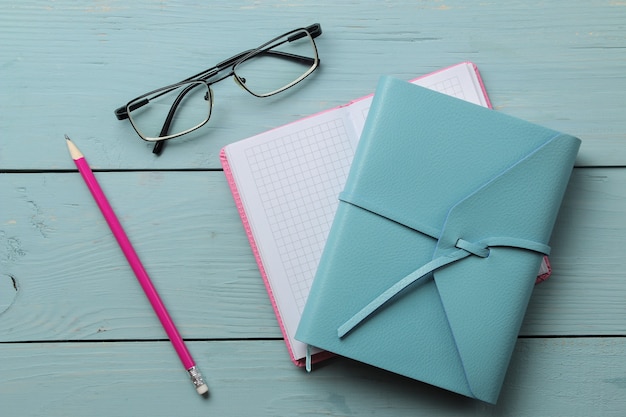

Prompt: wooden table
[{"left": 2, "top": 1, "right": 625, "bottom": 415}]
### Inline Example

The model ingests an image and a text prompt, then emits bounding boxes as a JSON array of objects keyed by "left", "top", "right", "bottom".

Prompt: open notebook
[{"left": 221, "top": 62, "right": 544, "bottom": 366}]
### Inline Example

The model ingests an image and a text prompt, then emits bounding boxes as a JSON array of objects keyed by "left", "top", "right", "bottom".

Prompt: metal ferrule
[{"left": 187, "top": 366, "right": 206, "bottom": 389}]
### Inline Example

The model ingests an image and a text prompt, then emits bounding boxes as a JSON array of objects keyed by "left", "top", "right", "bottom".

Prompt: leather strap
[{"left": 337, "top": 237, "right": 550, "bottom": 338}]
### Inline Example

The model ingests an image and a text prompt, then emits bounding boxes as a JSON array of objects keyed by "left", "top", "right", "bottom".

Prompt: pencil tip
[{"left": 65, "top": 135, "right": 83, "bottom": 160}]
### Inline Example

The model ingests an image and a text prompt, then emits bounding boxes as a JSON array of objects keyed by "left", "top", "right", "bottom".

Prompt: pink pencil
[{"left": 65, "top": 135, "right": 208, "bottom": 396}]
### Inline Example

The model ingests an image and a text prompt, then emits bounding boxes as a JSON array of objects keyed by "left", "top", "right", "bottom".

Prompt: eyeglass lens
[{"left": 234, "top": 29, "right": 318, "bottom": 97}]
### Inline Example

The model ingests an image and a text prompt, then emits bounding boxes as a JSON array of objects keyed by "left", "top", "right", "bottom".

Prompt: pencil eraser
[{"left": 196, "top": 383, "right": 209, "bottom": 396}]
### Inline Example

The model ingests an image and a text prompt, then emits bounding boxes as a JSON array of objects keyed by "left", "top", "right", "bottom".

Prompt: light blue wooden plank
[
  {"left": 0, "top": 338, "right": 625, "bottom": 417},
  {"left": 521, "top": 167, "right": 626, "bottom": 335},
  {"left": 1, "top": 168, "right": 625, "bottom": 342},
  {"left": 1, "top": 0, "right": 625, "bottom": 170}
]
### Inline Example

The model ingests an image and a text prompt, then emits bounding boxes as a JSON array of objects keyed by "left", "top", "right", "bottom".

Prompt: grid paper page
[
  {"left": 244, "top": 117, "right": 353, "bottom": 313},
  {"left": 426, "top": 76, "right": 466, "bottom": 99}
]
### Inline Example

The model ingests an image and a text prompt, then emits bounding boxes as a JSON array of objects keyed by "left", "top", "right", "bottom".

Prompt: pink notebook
[{"left": 220, "top": 62, "right": 550, "bottom": 366}]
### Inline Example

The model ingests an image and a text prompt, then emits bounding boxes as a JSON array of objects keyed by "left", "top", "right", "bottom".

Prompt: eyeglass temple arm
[
  {"left": 151, "top": 82, "right": 207, "bottom": 155},
  {"left": 295, "top": 23, "right": 322, "bottom": 40},
  {"left": 261, "top": 50, "right": 317, "bottom": 66},
  {"left": 114, "top": 99, "right": 146, "bottom": 120}
]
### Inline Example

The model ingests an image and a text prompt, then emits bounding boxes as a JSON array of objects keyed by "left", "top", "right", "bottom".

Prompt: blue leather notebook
[{"left": 295, "top": 76, "right": 580, "bottom": 403}]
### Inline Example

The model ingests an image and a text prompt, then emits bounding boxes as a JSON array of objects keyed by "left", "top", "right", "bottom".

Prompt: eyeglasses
[{"left": 114, "top": 24, "right": 322, "bottom": 155}]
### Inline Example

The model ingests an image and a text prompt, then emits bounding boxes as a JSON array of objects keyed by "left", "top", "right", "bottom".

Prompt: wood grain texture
[
  {"left": 1, "top": 0, "right": 625, "bottom": 170},
  {"left": 1, "top": 338, "right": 625, "bottom": 417},
  {"left": 2, "top": 1, "right": 625, "bottom": 415}
]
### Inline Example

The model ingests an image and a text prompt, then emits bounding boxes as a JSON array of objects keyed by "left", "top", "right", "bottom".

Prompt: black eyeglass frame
[{"left": 114, "top": 23, "right": 322, "bottom": 155}]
